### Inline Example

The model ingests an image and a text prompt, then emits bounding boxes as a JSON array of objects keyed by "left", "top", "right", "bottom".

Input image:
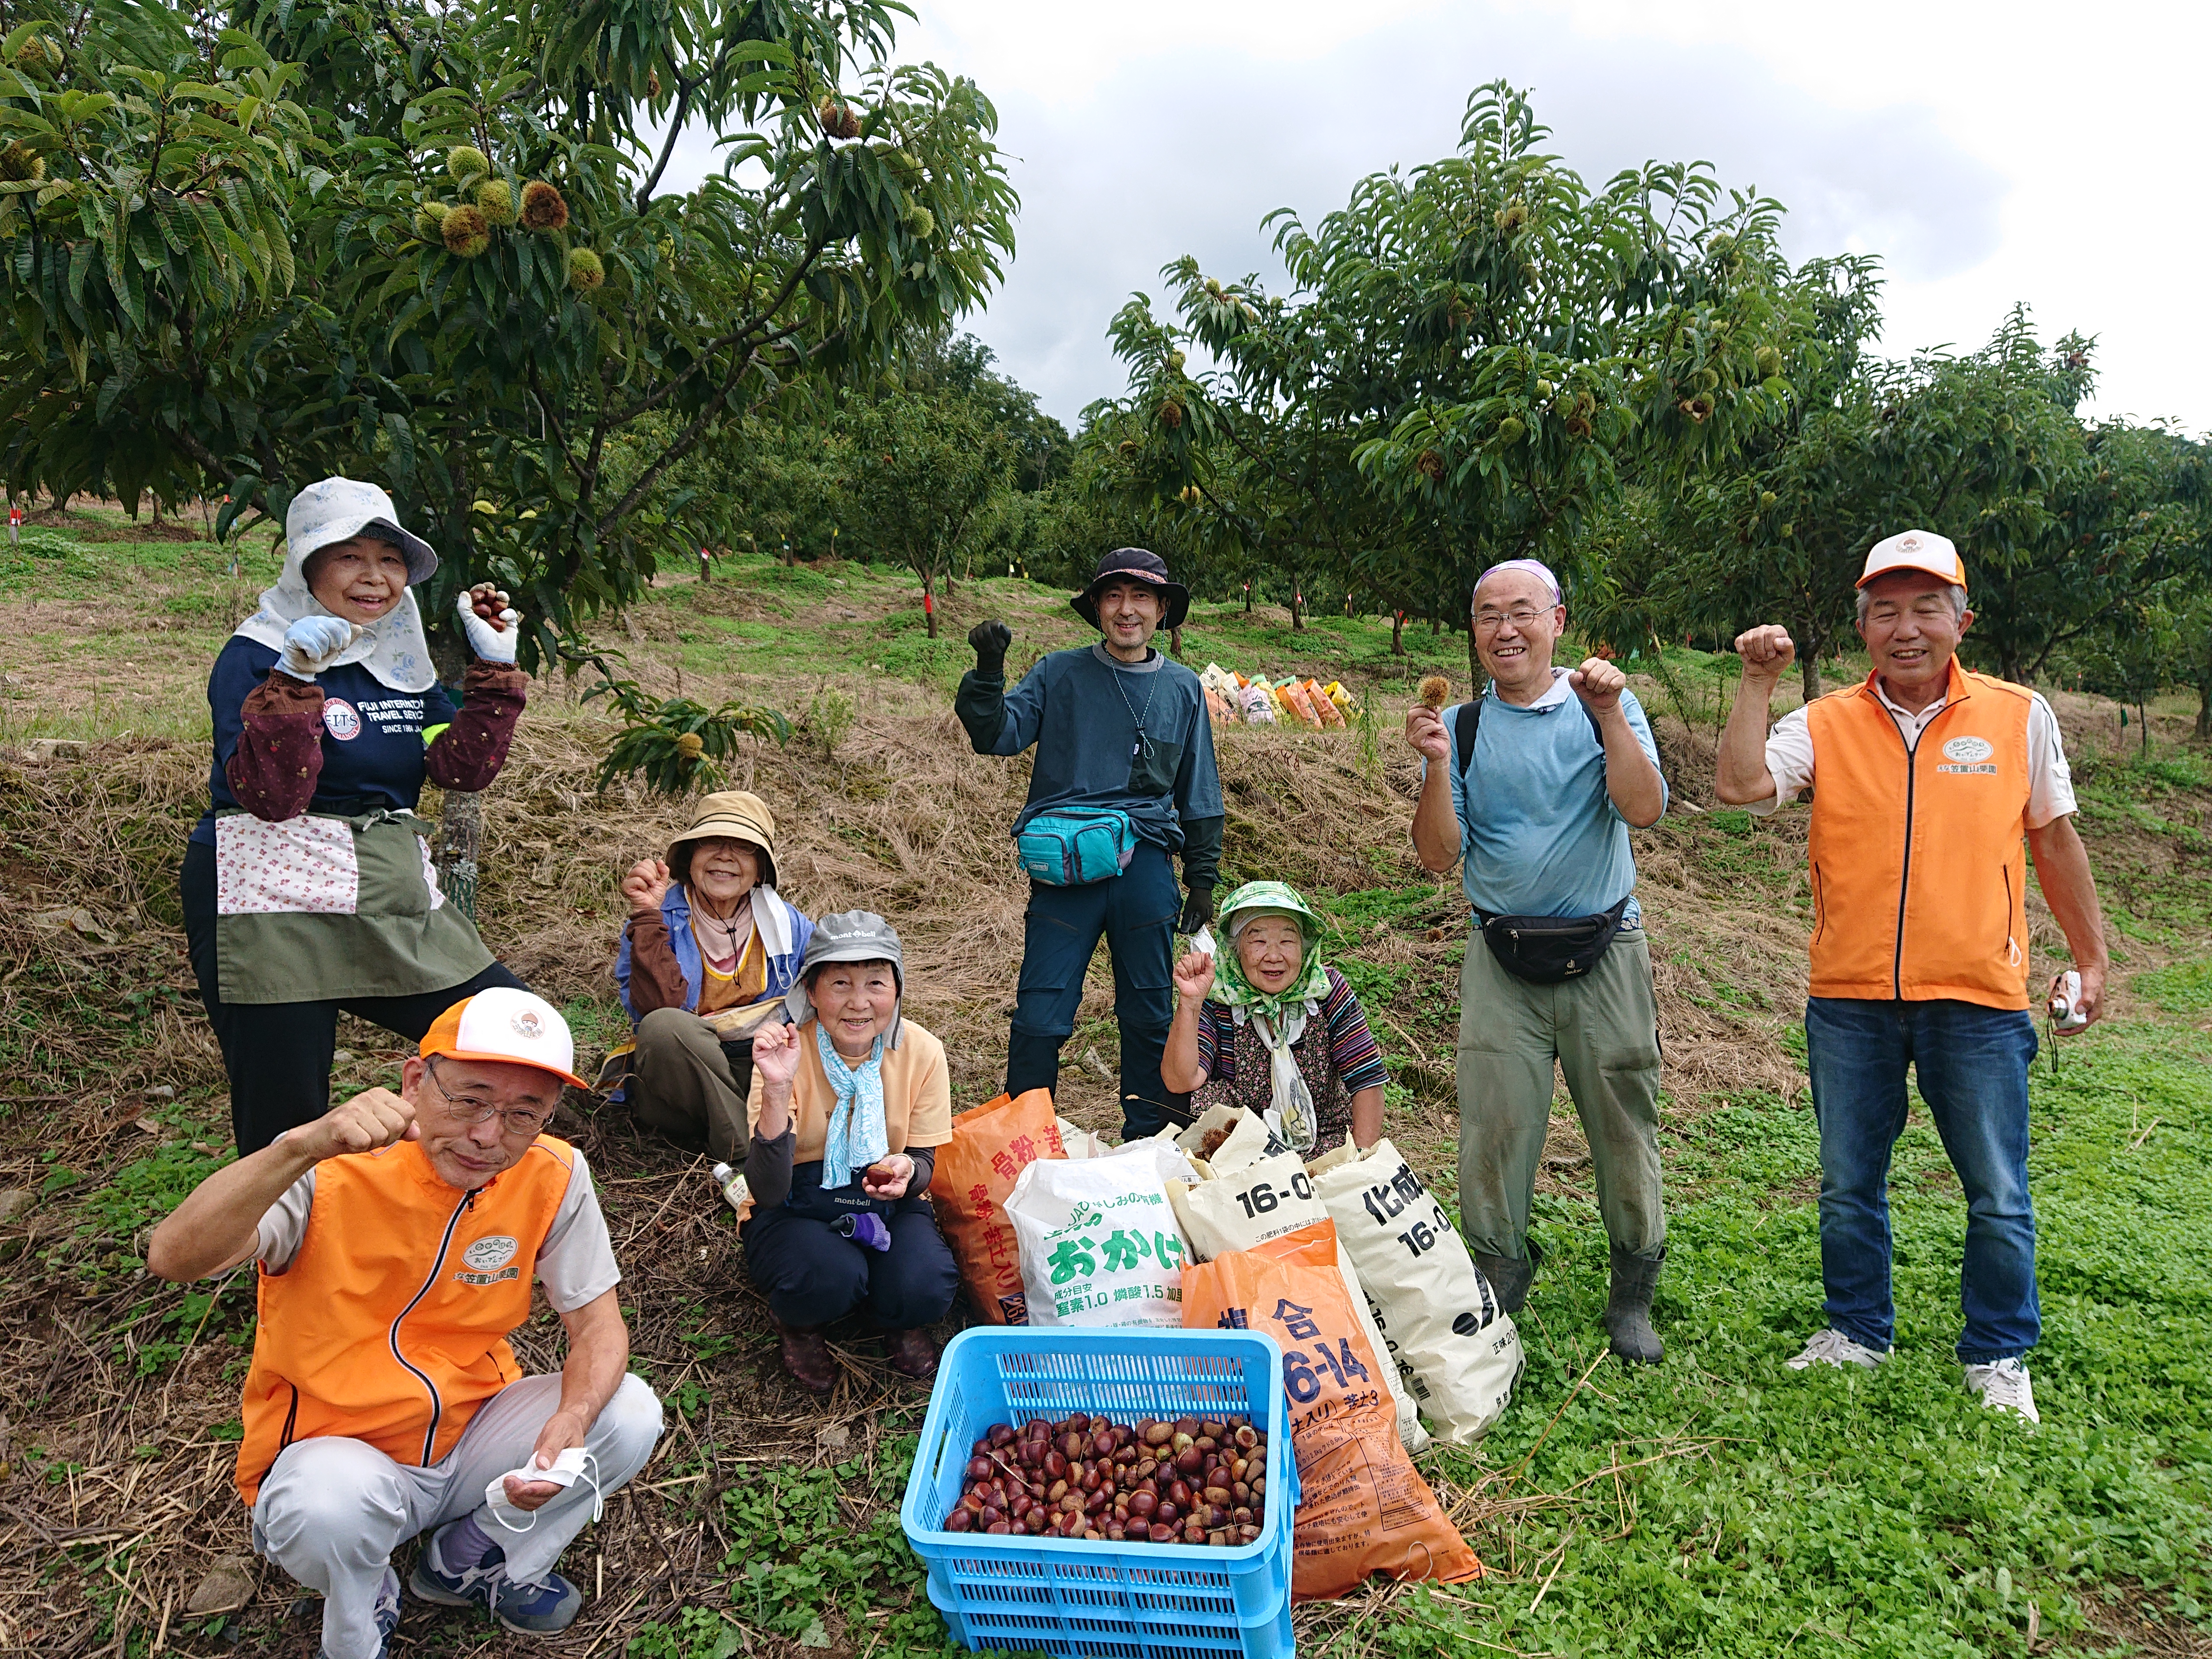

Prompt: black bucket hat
[{"left": 1071, "top": 547, "right": 1191, "bottom": 632}]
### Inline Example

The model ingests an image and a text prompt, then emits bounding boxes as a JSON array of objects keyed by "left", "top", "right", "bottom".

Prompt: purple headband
[{"left": 1474, "top": 558, "right": 1562, "bottom": 606}]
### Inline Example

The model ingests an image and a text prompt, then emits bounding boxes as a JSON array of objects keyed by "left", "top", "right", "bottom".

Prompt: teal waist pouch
[{"left": 1017, "top": 809, "right": 1138, "bottom": 886}]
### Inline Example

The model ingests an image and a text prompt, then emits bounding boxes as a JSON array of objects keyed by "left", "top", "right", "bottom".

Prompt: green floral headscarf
[{"left": 1212, "top": 879, "right": 1331, "bottom": 1024}]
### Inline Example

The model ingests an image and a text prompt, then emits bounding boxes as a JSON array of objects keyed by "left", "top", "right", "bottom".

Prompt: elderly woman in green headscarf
[{"left": 1161, "top": 880, "right": 1389, "bottom": 1155}]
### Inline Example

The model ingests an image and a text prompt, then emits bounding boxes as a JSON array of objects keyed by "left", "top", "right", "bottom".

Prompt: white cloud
[{"left": 661, "top": 0, "right": 2212, "bottom": 432}]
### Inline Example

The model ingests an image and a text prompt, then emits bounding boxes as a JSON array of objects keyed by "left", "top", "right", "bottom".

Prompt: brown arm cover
[
  {"left": 424, "top": 661, "right": 528, "bottom": 792},
  {"left": 225, "top": 672, "right": 326, "bottom": 822},
  {"left": 623, "top": 910, "right": 692, "bottom": 1015}
]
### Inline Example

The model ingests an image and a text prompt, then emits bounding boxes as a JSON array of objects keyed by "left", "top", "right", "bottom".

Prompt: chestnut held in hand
[{"left": 942, "top": 1411, "right": 1267, "bottom": 1547}]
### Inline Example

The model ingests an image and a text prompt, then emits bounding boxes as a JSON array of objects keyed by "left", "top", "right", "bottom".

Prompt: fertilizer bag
[
  {"left": 1166, "top": 1108, "right": 1428, "bottom": 1454},
  {"left": 928, "top": 1090, "right": 1066, "bottom": 1325},
  {"left": 1006, "top": 1136, "right": 1196, "bottom": 1328},
  {"left": 1182, "top": 1221, "right": 1483, "bottom": 1600},
  {"left": 1308, "top": 1138, "right": 1523, "bottom": 1442}
]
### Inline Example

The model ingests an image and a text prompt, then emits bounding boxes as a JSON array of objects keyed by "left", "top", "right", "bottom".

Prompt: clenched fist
[
  {"left": 296, "top": 1088, "right": 418, "bottom": 1161},
  {"left": 1568, "top": 656, "right": 1627, "bottom": 714},
  {"left": 1734, "top": 625, "right": 1796, "bottom": 686},
  {"left": 1173, "top": 949, "right": 1217, "bottom": 1005},
  {"left": 968, "top": 619, "right": 1012, "bottom": 675},
  {"left": 621, "top": 857, "right": 672, "bottom": 917}
]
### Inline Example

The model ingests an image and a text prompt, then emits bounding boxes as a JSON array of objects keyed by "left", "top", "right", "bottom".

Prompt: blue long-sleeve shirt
[{"left": 956, "top": 643, "right": 1224, "bottom": 883}]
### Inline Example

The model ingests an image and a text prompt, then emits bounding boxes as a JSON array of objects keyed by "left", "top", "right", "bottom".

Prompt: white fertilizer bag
[
  {"left": 1007, "top": 1136, "right": 1196, "bottom": 1328},
  {"left": 1165, "top": 1113, "right": 1429, "bottom": 1454},
  {"left": 1309, "top": 1138, "right": 1523, "bottom": 1443},
  {"left": 1054, "top": 1116, "right": 1113, "bottom": 1160}
]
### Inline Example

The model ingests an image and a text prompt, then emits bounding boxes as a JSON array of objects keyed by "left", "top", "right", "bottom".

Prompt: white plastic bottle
[{"left": 709, "top": 1162, "right": 749, "bottom": 1213}]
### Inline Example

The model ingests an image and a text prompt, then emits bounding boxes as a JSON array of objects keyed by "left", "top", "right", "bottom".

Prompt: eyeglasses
[
  {"left": 1863, "top": 599, "right": 1960, "bottom": 626},
  {"left": 422, "top": 1057, "right": 553, "bottom": 1137},
  {"left": 1473, "top": 606, "right": 1556, "bottom": 634}
]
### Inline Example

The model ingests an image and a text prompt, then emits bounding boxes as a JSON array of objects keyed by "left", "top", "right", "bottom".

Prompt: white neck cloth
[{"left": 231, "top": 537, "right": 438, "bottom": 693}]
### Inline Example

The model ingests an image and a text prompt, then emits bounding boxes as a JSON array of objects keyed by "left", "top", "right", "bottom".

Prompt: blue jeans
[
  {"left": 1805, "top": 997, "right": 2040, "bottom": 1363},
  {"left": 1005, "top": 840, "right": 1186, "bottom": 1141}
]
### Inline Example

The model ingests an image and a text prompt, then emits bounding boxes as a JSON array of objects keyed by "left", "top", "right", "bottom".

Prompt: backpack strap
[
  {"left": 1456, "top": 690, "right": 1605, "bottom": 781},
  {"left": 1455, "top": 699, "right": 1482, "bottom": 781}
]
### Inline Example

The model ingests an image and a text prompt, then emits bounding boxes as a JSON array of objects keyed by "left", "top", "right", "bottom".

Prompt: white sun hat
[{"left": 285, "top": 476, "right": 439, "bottom": 585}]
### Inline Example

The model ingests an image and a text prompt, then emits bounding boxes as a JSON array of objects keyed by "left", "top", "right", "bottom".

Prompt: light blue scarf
[{"left": 815, "top": 1021, "right": 890, "bottom": 1193}]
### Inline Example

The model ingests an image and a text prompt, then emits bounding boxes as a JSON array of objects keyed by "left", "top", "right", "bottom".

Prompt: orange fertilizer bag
[
  {"left": 1182, "top": 1220, "right": 1483, "bottom": 1599},
  {"left": 927, "top": 1090, "right": 1064, "bottom": 1325}
]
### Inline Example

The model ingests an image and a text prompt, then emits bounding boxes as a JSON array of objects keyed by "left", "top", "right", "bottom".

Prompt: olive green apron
[{"left": 212, "top": 807, "right": 495, "bottom": 1004}]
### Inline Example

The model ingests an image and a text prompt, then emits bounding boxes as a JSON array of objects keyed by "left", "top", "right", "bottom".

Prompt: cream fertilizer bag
[
  {"left": 1166, "top": 1108, "right": 1429, "bottom": 1454},
  {"left": 1308, "top": 1138, "right": 1523, "bottom": 1442},
  {"left": 1007, "top": 1136, "right": 1196, "bottom": 1327}
]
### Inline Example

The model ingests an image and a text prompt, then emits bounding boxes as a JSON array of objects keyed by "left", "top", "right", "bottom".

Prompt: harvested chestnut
[
  {"left": 945, "top": 1507, "right": 973, "bottom": 1531},
  {"left": 945, "top": 1413, "right": 1272, "bottom": 1546}
]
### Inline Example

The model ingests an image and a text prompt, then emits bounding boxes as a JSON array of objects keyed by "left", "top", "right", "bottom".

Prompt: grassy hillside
[{"left": 1, "top": 507, "right": 2208, "bottom": 1656}]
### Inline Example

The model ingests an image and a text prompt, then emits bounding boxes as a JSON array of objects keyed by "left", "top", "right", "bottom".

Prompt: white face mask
[{"left": 482, "top": 1448, "right": 601, "bottom": 1533}]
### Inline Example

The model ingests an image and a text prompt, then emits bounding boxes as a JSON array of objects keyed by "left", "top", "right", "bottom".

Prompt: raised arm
[
  {"left": 1717, "top": 626, "right": 1794, "bottom": 805},
  {"left": 1569, "top": 659, "right": 1666, "bottom": 828},
  {"left": 1406, "top": 703, "right": 1461, "bottom": 874},
  {"left": 147, "top": 1090, "right": 419, "bottom": 1281}
]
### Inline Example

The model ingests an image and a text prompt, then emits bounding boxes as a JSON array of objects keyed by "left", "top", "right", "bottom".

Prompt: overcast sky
[{"left": 668, "top": 0, "right": 2208, "bottom": 433}]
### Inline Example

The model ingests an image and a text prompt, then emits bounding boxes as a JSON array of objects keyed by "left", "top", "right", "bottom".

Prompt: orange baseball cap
[
  {"left": 1858, "top": 528, "right": 1967, "bottom": 590},
  {"left": 419, "top": 988, "right": 588, "bottom": 1088}
]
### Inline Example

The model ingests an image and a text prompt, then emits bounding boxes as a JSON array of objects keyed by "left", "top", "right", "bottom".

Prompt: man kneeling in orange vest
[
  {"left": 1717, "top": 530, "right": 2110, "bottom": 1426},
  {"left": 149, "top": 989, "right": 664, "bottom": 1659}
]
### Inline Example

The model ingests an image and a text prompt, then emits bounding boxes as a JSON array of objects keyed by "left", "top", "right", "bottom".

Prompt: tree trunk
[
  {"left": 1169, "top": 625, "right": 1183, "bottom": 658},
  {"left": 1465, "top": 619, "right": 1482, "bottom": 686},
  {"left": 1290, "top": 590, "right": 1305, "bottom": 630},
  {"left": 1800, "top": 650, "right": 1822, "bottom": 703},
  {"left": 1391, "top": 610, "right": 1406, "bottom": 656},
  {"left": 922, "top": 570, "right": 938, "bottom": 638},
  {"left": 436, "top": 789, "right": 484, "bottom": 921},
  {"left": 2195, "top": 679, "right": 2210, "bottom": 742},
  {"left": 2139, "top": 700, "right": 2149, "bottom": 752},
  {"left": 698, "top": 545, "right": 711, "bottom": 582},
  {"left": 1243, "top": 583, "right": 1253, "bottom": 614}
]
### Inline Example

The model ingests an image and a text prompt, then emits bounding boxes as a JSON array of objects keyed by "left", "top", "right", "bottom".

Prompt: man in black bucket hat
[{"left": 956, "top": 548, "right": 1223, "bottom": 1140}]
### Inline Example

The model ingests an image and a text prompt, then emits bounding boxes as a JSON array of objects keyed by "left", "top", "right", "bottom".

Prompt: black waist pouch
[{"left": 1477, "top": 896, "right": 1633, "bottom": 984}]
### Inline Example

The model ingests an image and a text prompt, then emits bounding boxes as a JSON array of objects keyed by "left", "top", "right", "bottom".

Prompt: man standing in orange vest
[
  {"left": 1716, "top": 530, "right": 2110, "bottom": 1424},
  {"left": 148, "top": 990, "right": 663, "bottom": 1659}
]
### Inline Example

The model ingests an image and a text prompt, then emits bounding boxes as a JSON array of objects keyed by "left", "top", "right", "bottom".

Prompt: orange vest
[
  {"left": 234, "top": 1135, "right": 579, "bottom": 1505},
  {"left": 1805, "top": 663, "right": 2035, "bottom": 1010}
]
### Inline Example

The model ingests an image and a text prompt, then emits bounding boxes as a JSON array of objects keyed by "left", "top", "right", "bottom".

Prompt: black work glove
[
  {"left": 968, "top": 619, "right": 1012, "bottom": 676},
  {"left": 1179, "top": 882, "right": 1215, "bottom": 935}
]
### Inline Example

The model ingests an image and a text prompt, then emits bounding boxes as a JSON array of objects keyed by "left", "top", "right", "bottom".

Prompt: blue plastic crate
[{"left": 901, "top": 1326, "right": 1300, "bottom": 1659}]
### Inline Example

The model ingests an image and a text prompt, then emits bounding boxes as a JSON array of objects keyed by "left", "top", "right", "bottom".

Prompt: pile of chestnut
[{"left": 942, "top": 1411, "right": 1270, "bottom": 1547}]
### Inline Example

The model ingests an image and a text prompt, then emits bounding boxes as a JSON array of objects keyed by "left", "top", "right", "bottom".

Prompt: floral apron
[{"left": 212, "top": 807, "right": 494, "bottom": 1004}]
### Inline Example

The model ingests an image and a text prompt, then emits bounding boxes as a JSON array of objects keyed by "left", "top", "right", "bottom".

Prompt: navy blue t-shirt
[{"left": 190, "top": 637, "right": 458, "bottom": 846}]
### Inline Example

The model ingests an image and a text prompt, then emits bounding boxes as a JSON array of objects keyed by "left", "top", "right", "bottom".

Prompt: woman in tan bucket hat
[{"left": 608, "top": 792, "right": 815, "bottom": 1162}]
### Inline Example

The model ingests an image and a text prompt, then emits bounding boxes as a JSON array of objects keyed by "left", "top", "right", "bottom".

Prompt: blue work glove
[
  {"left": 276, "top": 615, "right": 356, "bottom": 680},
  {"left": 457, "top": 585, "right": 521, "bottom": 665},
  {"left": 834, "top": 1213, "right": 892, "bottom": 1252}
]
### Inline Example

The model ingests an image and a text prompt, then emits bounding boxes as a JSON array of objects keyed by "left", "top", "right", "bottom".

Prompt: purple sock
[{"left": 443, "top": 1512, "right": 502, "bottom": 1567}]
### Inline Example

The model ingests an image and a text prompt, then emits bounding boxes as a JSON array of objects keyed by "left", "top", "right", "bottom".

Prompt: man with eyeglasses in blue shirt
[{"left": 1406, "top": 559, "right": 1673, "bottom": 1365}]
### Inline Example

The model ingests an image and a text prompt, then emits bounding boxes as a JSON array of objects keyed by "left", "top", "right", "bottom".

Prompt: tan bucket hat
[{"left": 667, "top": 791, "right": 779, "bottom": 889}]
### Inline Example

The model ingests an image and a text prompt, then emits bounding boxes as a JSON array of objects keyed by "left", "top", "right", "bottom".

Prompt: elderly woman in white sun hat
[{"left": 181, "top": 477, "right": 538, "bottom": 1157}]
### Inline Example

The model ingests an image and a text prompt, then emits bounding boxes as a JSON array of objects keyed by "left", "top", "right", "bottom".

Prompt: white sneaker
[
  {"left": 1964, "top": 1357, "right": 2040, "bottom": 1424},
  {"left": 1785, "top": 1329, "right": 1891, "bottom": 1371}
]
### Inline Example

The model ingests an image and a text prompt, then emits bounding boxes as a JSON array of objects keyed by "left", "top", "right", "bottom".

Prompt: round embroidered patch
[
  {"left": 463, "top": 1235, "right": 518, "bottom": 1271},
  {"left": 322, "top": 699, "right": 362, "bottom": 741},
  {"left": 1942, "top": 735, "right": 1994, "bottom": 763}
]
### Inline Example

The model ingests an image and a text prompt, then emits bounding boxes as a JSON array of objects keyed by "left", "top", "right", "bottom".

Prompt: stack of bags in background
[{"left": 1198, "top": 664, "right": 1357, "bottom": 730}]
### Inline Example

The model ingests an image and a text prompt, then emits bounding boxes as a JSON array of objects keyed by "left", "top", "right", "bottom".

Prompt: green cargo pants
[{"left": 1454, "top": 927, "right": 1665, "bottom": 1263}]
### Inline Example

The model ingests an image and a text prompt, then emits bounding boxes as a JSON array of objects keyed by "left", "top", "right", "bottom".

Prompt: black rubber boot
[
  {"left": 1604, "top": 1245, "right": 1666, "bottom": 1365},
  {"left": 1473, "top": 1236, "right": 1544, "bottom": 1315}
]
